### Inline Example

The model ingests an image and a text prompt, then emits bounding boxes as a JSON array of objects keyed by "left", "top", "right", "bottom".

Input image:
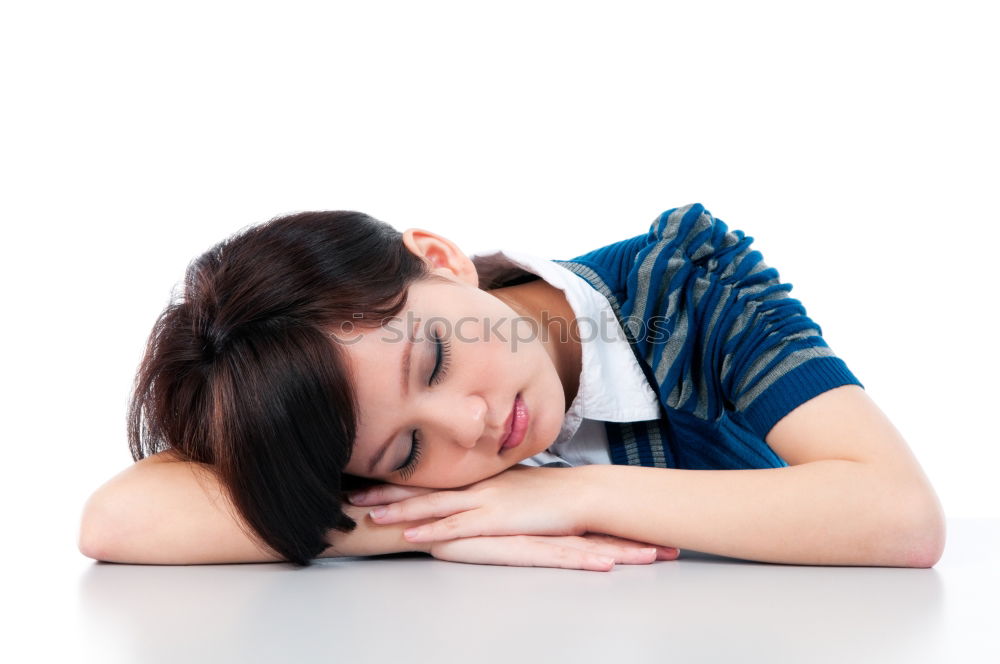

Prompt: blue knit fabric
[{"left": 552, "top": 203, "right": 864, "bottom": 470}]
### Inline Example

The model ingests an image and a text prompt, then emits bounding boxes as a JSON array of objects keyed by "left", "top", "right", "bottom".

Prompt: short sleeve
[{"left": 621, "top": 203, "right": 864, "bottom": 440}]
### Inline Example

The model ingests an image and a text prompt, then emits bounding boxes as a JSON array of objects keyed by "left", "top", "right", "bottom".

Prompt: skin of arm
[
  {"left": 78, "top": 450, "right": 434, "bottom": 565},
  {"left": 376, "top": 457, "right": 941, "bottom": 568},
  {"left": 574, "top": 460, "right": 938, "bottom": 568},
  {"left": 78, "top": 452, "right": 679, "bottom": 570},
  {"left": 577, "top": 386, "right": 946, "bottom": 568},
  {"left": 368, "top": 386, "right": 946, "bottom": 568}
]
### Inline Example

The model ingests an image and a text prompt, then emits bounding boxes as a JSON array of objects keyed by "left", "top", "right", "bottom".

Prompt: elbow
[
  {"left": 895, "top": 490, "right": 947, "bottom": 569},
  {"left": 78, "top": 493, "right": 120, "bottom": 562},
  {"left": 78, "top": 529, "right": 109, "bottom": 563},
  {"left": 912, "top": 507, "right": 947, "bottom": 569}
]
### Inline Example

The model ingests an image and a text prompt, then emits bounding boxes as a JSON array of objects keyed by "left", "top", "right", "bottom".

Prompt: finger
[
  {"left": 596, "top": 545, "right": 659, "bottom": 565},
  {"left": 546, "top": 536, "right": 658, "bottom": 565},
  {"left": 572, "top": 542, "right": 658, "bottom": 565},
  {"left": 578, "top": 533, "right": 680, "bottom": 560},
  {"left": 431, "top": 536, "right": 617, "bottom": 572},
  {"left": 531, "top": 538, "right": 617, "bottom": 571},
  {"left": 347, "top": 484, "right": 436, "bottom": 506},
  {"left": 370, "top": 489, "right": 479, "bottom": 525},
  {"left": 402, "top": 511, "right": 487, "bottom": 542}
]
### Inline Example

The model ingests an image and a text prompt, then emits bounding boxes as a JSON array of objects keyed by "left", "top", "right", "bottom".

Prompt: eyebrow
[{"left": 366, "top": 318, "right": 418, "bottom": 474}]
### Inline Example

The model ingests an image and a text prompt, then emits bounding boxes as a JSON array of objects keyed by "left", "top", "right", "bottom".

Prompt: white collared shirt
[{"left": 470, "top": 248, "right": 661, "bottom": 467}]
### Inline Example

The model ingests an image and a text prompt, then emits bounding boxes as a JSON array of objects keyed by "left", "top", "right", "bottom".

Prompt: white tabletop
[{"left": 23, "top": 517, "right": 1000, "bottom": 663}]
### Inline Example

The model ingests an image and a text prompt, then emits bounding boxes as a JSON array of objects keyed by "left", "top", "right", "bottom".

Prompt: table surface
[{"left": 21, "top": 517, "right": 1000, "bottom": 663}]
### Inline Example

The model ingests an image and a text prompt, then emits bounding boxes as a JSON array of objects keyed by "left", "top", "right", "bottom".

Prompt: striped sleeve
[{"left": 621, "top": 203, "right": 864, "bottom": 440}]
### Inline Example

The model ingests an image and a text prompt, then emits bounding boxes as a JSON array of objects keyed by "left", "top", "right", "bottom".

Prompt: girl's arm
[
  {"left": 363, "top": 386, "right": 946, "bottom": 568},
  {"left": 577, "top": 460, "right": 938, "bottom": 567},
  {"left": 78, "top": 451, "right": 674, "bottom": 569},
  {"left": 78, "top": 450, "right": 431, "bottom": 564},
  {"left": 579, "top": 385, "right": 947, "bottom": 568}
]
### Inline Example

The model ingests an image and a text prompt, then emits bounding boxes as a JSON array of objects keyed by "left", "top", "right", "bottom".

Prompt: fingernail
[
  {"left": 598, "top": 556, "right": 615, "bottom": 567},
  {"left": 639, "top": 547, "right": 657, "bottom": 555},
  {"left": 370, "top": 506, "right": 387, "bottom": 519},
  {"left": 348, "top": 491, "right": 368, "bottom": 505},
  {"left": 403, "top": 528, "right": 423, "bottom": 540}
]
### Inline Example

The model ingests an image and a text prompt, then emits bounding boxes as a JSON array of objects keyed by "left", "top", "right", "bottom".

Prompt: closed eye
[
  {"left": 396, "top": 327, "right": 451, "bottom": 478},
  {"left": 429, "top": 327, "right": 451, "bottom": 385}
]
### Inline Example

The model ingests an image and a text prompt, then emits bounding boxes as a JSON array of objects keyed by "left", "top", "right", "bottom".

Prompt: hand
[
  {"left": 324, "top": 500, "right": 441, "bottom": 558},
  {"left": 344, "top": 478, "right": 682, "bottom": 570},
  {"left": 427, "top": 533, "right": 680, "bottom": 572},
  {"left": 348, "top": 465, "right": 586, "bottom": 542},
  {"left": 348, "top": 465, "right": 633, "bottom": 546}
]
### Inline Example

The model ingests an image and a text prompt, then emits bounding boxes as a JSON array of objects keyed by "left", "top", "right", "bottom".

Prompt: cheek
[
  {"left": 343, "top": 455, "right": 375, "bottom": 481},
  {"left": 416, "top": 454, "right": 504, "bottom": 489},
  {"left": 528, "top": 366, "right": 567, "bottom": 453}
]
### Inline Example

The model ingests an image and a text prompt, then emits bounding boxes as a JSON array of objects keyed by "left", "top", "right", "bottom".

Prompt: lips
[
  {"left": 498, "top": 393, "right": 528, "bottom": 452},
  {"left": 498, "top": 398, "right": 516, "bottom": 453}
]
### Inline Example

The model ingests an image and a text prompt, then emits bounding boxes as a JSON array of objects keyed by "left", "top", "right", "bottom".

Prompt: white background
[{"left": 1, "top": 1, "right": 996, "bottom": 645}]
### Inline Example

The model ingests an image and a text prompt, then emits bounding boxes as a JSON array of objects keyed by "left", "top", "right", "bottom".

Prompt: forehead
[
  {"left": 336, "top": 279, "right": 495, "bottom": 417},
  {"left": 334, "top": 320, "right": 411, "bottom": 465},
  {"left": 332, "top": 283, "right": 457, "bottom": 397},
  {"left": 335, "top": 315, "right": 416, "bottom": 386},
  {"left": 377, "top": 278, "right": 493, "bottom": 336}
]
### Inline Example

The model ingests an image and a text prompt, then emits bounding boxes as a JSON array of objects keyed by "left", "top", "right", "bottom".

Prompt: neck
[{"left": 490, "top": 278, "right": 582, "bottom": 413}]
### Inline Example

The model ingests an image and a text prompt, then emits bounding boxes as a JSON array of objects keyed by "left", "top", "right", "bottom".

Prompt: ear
[{"left": 401, "top": 228, "right": 479, "bottom": 287}]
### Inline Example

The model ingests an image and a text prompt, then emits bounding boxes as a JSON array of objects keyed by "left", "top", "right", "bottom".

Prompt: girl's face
[{"left": 338, "top": 229, "right": 577, "bottom": 488}]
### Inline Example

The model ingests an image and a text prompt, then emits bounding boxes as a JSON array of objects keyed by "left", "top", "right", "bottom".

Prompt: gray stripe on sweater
[
  {"left": 734, "top": 345, "right": 837, "bottom": 411},
  {"left": 621, "top": 422, "right": 641, "bottom": 465}
]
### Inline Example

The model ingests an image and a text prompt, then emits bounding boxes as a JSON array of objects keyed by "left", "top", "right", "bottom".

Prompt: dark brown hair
[{"left": 127, "top": 211, "right": 446, "bottom": 565}]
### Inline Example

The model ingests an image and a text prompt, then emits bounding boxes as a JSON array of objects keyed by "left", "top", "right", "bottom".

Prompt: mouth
[{"left": 498, "top": 393, "right": 528, "bottom": 453}]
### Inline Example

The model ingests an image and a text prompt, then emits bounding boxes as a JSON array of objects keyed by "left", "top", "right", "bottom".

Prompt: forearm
[
  {"left": 80, "top": 454, "right": 430, "bottom": 565},
  {"left": 577, "top": 461, "right": 937, "bottom": 567}
]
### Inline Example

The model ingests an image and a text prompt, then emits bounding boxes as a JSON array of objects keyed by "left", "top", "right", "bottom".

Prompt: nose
[{"left": 433, "top": 394, "right": 487, "bottom": 449}]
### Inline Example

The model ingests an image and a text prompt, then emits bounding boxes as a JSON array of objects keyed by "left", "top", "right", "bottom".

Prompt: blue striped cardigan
[{"left": 550, "top": 203, "right": 864, "bottom": 470}]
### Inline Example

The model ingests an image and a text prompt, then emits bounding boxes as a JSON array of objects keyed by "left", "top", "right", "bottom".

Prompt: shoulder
[
  {"left": 135, "top": 448, "right": 190, "bottom": 466},
  {"left": 644, "top": 203, "right": 763, "bottom": 275}
]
